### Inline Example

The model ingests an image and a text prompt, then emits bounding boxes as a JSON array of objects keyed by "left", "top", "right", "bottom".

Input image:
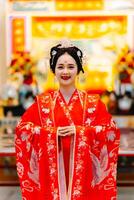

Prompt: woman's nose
[{"left": 63, "top": 67, "right": 69, "bottom": 74}]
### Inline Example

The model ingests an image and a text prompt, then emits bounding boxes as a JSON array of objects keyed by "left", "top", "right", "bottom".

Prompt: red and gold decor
[
  {"left": 116, "top": 45, "right": 134, "bottom": 84},
  {"left": 7, "top": 0, "right": 128, "bottom": 92},
  {"left": 32, "top": 16, "right": 126, "bottom": 39},
  {"left": 9, "top": 51, "right": 37, "bottom": 85},
  {"left": 31, "top": 16, "right": 127, "bottom": 92},
  {"left": 56, "top": 0, "right": 104, "bottom": 11},
  {"left": 11, "top": 17, "right": 25, "bottom": 53},
  {"left": 9, "top": 0, "right": 52, "bottom": 1},
  {"left": 8, "top": 51, "right": 38, "bottom": 108}
]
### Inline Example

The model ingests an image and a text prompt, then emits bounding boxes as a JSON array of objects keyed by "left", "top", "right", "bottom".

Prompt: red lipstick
[{"left": 61, "top": 75, "right": 71, "bottom": 80}]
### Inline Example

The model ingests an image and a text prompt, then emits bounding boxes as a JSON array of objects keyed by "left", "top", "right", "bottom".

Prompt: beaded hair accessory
[{"left": 59, "top": 38, "right": 74, "bottom": 48}]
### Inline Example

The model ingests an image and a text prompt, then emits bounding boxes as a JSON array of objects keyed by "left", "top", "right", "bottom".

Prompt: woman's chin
[{"left": 59, "top": 81, "right": 74, "bottom": 87}]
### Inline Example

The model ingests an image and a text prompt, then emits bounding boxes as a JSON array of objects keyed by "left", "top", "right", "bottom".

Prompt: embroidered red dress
[{"left": 15, "top": 90, "right": 120, "bottom": 200}]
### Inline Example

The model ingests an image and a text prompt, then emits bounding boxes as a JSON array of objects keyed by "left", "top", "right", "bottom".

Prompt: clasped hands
[{"left": 57, "top": 126, "right": 75, "bottom": 136}]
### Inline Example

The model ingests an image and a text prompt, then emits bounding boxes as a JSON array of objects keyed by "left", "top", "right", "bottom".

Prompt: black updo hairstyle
[{"left": 49, "top": 44, "right": 84, "bottom": 74}]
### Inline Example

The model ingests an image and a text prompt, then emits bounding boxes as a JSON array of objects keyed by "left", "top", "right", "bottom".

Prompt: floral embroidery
[
  {"left": 52, "top": 188, "right": 59, "bottom": 200},
  {"left": 95, "top": 125, "right": 103, "bottom": 133},
  {"left": 16, "top": 162, "right": 24, "bottom": 178},
  {"left": 85, "top": 118, "right": 91, "bottom": 125},
  {"left": 21, "top": 132, "right": 29, "bottom": 141},
  {"left": 22, "top": 180, "right": 34, "bottom": 193},
  {"left": 110, "top": 119, "right": 117, "bottom": 128},
  {"left": 38, "top": 94, "right": 59, "bottom": 199},
  {"left": 42, "top": 108, "right": 50, "bottom": 113},
  {"left": 46, "top": 118, "right": 53, "bottom": 126},
  {"left": 107, "top": 131, "right": 116, "bottom": 142},
  {"left": 19, "top": 122, "right": 41, "bottom": 136},
  {"left": 72, "top": 127, "right": 87, "bottom": 198},
  {"left": 88, "top": 107, "right": 96, "bottom": 113},
  {"left": 26, "top": 142, "right": 31, "bottom": 152},
  {"left": 33, "top": 126, "right": 41, "bottom": 134}
]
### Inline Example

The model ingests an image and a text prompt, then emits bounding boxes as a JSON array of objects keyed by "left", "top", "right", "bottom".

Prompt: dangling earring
[
  {"left": 54, "top": 76, "right": 59, "bottom": 90},
  {"left": 76, "top": 75, "right": 80, "bottom": 88},
  {"left": 76, "top": 72, "right": 86, "bottom": 90},
  {"left": 54, "top": 76, "right": 56, "bottom": 90}
]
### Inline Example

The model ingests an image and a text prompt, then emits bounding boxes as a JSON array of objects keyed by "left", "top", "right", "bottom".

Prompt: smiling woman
[{"left": 15, "top": 40, "right": 120, "bottom": 200}]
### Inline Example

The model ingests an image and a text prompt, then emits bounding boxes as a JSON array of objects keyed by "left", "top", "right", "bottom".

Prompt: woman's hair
[{"left": 49, "top": 43, "right": 84, "bottom": 74}]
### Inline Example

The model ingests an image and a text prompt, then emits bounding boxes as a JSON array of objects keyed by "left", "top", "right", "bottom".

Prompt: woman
[{"left": 15, "top": 41, "right": 120, "bottom": 200}]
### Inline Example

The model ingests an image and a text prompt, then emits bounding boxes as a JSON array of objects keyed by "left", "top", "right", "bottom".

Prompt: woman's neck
[{"left": 59, "top": 85, "right": 76, "bottom": 99}]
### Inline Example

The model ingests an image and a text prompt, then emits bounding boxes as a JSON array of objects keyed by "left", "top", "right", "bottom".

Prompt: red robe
[{"left": 15, "top": 89, "right": 120, "bottom": 200}]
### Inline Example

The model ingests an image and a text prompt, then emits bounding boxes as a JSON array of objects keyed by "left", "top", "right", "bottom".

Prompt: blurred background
[{"left": 0, "top": 0, "right": 134, "bottom": 199}]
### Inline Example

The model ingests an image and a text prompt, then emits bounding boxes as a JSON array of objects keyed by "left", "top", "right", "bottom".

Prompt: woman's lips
[{"left": 61, "top": 75, "right": 71, "bottom": 80}]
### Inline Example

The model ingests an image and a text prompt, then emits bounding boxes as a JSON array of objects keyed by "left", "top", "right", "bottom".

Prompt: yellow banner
[
  {"left": 32, "top": 16, "right": 127, "bottom": 39},
  {"left": 56, "top": 0, "right": 104, "bottom": 11}
]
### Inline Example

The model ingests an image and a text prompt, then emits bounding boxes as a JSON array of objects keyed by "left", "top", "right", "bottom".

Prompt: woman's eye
[
  {"left": 57, "top": 66, "right": 63, "bottom": 69},
  {"left": 68, "top": 66, "right": 74, "bottom": 69}
]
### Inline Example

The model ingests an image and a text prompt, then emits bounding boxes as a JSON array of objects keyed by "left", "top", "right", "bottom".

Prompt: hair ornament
[
  {"left": 59, "top": 38, "right": 74, "bottom": 48},
  {"left": 52, "top": 50, "right": 57, "bottom": 56},
  {"left": 51, "top": 50, "right": 57, "bottom": 65},
  {"left": 77, "top": 50, "right": 82, "bottom": 57}
]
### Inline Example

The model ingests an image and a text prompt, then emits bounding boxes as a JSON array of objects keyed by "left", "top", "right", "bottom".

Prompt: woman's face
[{"left": 55, "top": 53, "right": 78, "bottom": 87}]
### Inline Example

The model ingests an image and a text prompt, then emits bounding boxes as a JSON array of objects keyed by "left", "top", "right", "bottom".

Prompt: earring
[
  {"left": 76, "top": 73, "right": 86, "bottom": 90},
  {"left": 76, "top": 75, "right": 80, "bottom": 88},
  {"left": 54, "top": 76, "right": 59, "bottom": 90}
]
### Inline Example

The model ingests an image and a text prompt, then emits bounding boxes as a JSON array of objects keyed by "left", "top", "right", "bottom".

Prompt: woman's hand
[{"left": 57, "top": 126, "right": 75, "bottom": 136}]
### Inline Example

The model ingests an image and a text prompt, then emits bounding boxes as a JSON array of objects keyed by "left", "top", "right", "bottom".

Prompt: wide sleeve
[
  {"left": 89, "top": 99, "right": 120, "bottom": 200},
  {"left": 15, "top": 101, "right": 57, "bottom": 199}
]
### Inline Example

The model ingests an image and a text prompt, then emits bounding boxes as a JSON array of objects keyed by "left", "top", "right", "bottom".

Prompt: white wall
[
  {"left": 127, "top": 15, "right": 134, "bottom": 49},
  {"left": 0, "top": 0, "right": 7, "bottom": 95}
]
